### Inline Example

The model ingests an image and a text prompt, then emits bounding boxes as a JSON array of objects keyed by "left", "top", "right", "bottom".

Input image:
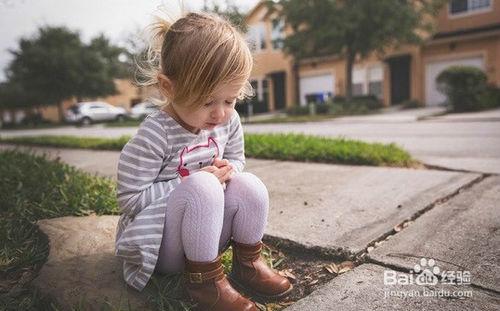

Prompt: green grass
[
  {"left": 0, "top": 150, "right": 120, "bottom": 310},
  {"left": 0, "top": 133, "right": 415, "bottom": 167},
  {"left": 245, "top": 133, "right": 414, "bottom": 167},
  {"left": 0, "top": 150, "right": 284, "bottom": 311}
]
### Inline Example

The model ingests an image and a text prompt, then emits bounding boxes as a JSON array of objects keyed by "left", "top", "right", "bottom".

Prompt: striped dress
[{"left": 114, "top": 109, "right": 245, "bottom": 291}]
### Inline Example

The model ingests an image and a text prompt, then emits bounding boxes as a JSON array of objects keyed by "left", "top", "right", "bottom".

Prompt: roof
[{"left": 245, "top": 1, "right": 267, "bottom": 23}]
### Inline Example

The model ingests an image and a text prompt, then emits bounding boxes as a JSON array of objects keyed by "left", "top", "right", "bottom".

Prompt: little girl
[{"left": 114, "top": 12, "right": 292, "bottom": 310}]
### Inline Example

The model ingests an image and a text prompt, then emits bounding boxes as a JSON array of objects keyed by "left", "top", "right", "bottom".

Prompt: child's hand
[
  {"left": 213, "top": 158, "right": 230, "bottom": 168},
  {"left": 200, "top": 165, "right": 233, "bottom": 184}
]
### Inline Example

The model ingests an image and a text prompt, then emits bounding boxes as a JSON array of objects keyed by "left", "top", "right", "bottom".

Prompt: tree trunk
[
  {"left": 57, "top": 101, "right": 65, "bottom": 123},
  {"left": 293, "top": 61, "right": 300, "bottom": 106},
  {"left": 345, "top": 50, "right": 355, "bottom": 102}
]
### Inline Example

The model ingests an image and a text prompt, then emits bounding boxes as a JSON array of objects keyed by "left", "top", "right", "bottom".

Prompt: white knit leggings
[{"left": 155, "top": 171, "right": 269, "bottom": 274}]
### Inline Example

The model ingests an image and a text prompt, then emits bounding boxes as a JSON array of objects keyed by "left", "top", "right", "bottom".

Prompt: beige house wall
[
  {"left": 246, "top": 0, "right": 500, "bottom": 108},
  {"left": 39, "top": 98, "right": 76, "bottom": 123},
  {"left": 247, "top": 2, "right": 296, "bottom": 110},
  {"left": 96, "top": 79, "right": 140, "bottom": 110},
  {"left": 435, "top": 0, "right": 500, "bottom": 33}
]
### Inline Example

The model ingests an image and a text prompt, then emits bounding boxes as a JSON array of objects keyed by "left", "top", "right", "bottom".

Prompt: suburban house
[
  {"left": 245, "top": 0, "right": 500, "bottom": 111},
  {"left": 2, "top": 0, "right": 499, "bottom": 124}
]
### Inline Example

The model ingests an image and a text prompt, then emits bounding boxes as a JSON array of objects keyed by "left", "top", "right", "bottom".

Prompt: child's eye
[
  {"left": 204, "top": 101, "right": 214, "bottom": 107},
  {"left": 225, "top": 100, "right": 235, "bottom": 105}
]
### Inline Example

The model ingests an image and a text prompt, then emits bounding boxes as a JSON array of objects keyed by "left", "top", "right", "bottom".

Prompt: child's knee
[
  {"left": 184, "top": 171, "right": 221, "bottom": 191},
  {"left": 182, "top": 171, "right": 224, "bottom": 206},
  {"left": 229, "top": 172, "right": 268, "bottom": 204}
]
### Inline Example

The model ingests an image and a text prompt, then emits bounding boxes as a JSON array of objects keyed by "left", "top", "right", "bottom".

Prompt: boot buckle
[{"left": 189, "top": 272, "right": 203, "bottom": 284}]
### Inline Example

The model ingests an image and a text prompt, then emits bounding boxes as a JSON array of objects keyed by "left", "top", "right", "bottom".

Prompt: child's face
[{"left": 173, "top": 83, "right": 242, "bottom": 133}]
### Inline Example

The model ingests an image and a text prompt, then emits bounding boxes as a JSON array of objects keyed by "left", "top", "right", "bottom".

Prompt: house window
[
  {"left": 262, "top": 79, "right": 269, "bottom": 107},
  {"left": 352, "top": 84, "right": 364, "bottom": 96},
  {"left": 352, "top": 68, "right": 366, "bottom": 96},
  {"left": 271, "top": 18, "right": 285, "bottom": 50},
  {"left": 450, "top": 0, "right": 490, "bottom": 14},
  {"left": 351, "top": 65, "right": 384, "bottom": 99},
  {"left": 248, "top": 79, "right": 269, "bottom": 113},
  {"left": 368, "top": 66, "right": 383, "bottom": 99},
  {"left": 247, "top": 23, "right": 266, "bottom": 52}
]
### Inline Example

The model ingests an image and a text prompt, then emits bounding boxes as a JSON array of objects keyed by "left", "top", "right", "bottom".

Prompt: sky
[{"left": 0, "top": 0, "right": 261, "bottom": 81}]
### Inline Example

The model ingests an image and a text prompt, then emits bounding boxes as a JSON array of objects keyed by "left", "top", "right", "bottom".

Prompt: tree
[
  {"left": 271, "top": 0, "right": 446, "bottom": 101},
  {"left": 4, "top": 26, "right": 128, "bottom": 121},
  {"left": 87, "top": 34, "right": 130, "bottom": 79},
  {"left": 0, "top": 80, "right": 40, "bottom": 126},
  {"left": 203, "top": 0, "right": 248, "bottom": 32}
]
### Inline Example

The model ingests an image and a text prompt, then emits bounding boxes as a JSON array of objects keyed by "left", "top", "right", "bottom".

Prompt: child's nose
[{"left": 212, "top": 105, "right": 225, "bottom": 119}]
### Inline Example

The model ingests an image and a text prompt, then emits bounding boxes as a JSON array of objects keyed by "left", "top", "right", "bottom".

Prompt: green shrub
[
  {"left": 330, "top": 95, "right": 383, "bottom": 112},
  {"left": 401, "top": 99, "right": 422, "bottom": 109},
  {"left": 286, "top": 105, "right": 310, "bottom": 115},
  {"left": 436, "top": 66, "right": 488, "bottom": 112},
  {"left": 315, "top": 103, "right": 330, "bottom": 114},
  {"left": 479, "top": 85, "right": 500, "bottom": 110}
]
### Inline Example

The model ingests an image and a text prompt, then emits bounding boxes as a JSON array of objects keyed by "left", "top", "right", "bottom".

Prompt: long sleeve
[
  {"left": 116, "top": 117, "right": 181, "bottom": 217},
  {"left": 223, "top": 112, "right": 245, "bottom": 172}
]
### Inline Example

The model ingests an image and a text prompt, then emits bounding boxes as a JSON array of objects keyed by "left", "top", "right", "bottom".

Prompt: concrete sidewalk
[
  {"left": 2, "top": 144, "right": 498, "bottom": 310},
  {"left": 332, "top": 106, "right": 447, "bottom": 123},
  {"left": 422, "top": 107, "right": 500, "bottom": 122}
]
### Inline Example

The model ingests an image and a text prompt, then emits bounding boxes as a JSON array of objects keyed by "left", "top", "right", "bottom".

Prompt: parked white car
[
  {"left": 65, "top": 101, "right": 127, "bottom": 126},
  {"left": 129, "top": 102, "right": 159, "bottom": 120}
]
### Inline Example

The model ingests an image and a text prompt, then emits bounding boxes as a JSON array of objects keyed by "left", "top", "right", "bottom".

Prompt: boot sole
[{"left": 227, "top": 273, "right": 294, "bottom": 300}]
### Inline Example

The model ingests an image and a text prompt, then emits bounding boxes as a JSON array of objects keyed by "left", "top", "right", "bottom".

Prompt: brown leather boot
[
  {"left": 229, "top": 241, "right": 293, "bottom": 299},
  {"left": 184, "top": 255, "right": 257, "bottom": 311}
]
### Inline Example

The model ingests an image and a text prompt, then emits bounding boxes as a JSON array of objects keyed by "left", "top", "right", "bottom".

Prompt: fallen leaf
[
  {"left": 279, "top": 301, "right": 295, "bottom": 307},
  {"left": 309, "top": 279, "right": 319, "bottom": 285},
  {"left": 338, "top": 266, "right": 351, "bottom": 274},
  {"left": 324, "top": 263, "right": 339, "bottom": 274},
  {"left": 336, "top": 261, "right": 354, "bottom": 275},
  {"left": 278, "top": 269, "right": 296, "bottom": 280},
  {"left": 339, "top": 261, "right": 355, "bottom": 270},
  {"left": 254, "top": 302, "right": 266, "bottom": 311},
  {"left": 367, "top": 246, "right": 374, "bottom": 253}
]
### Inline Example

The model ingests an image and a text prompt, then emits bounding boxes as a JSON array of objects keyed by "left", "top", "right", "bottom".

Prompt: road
[{"left": 1, "top": 108, "right": 499, "bottom": 173}]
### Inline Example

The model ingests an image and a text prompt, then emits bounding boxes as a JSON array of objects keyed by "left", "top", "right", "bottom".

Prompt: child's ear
[{"left": 158, "top": 74, "right": 175, "bottom": 98}]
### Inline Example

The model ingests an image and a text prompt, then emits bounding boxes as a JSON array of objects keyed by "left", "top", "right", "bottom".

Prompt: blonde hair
[{"left": 136, "top": 12, "right": 254, "bottom": 108}]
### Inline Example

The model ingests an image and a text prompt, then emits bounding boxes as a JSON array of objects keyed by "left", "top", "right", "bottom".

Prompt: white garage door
[
  {"left": 299, "top": 74, "right": 335, "bottom": 106},
  {"left": 425, "top": 56, "right": 484, "bottom": 106}
]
